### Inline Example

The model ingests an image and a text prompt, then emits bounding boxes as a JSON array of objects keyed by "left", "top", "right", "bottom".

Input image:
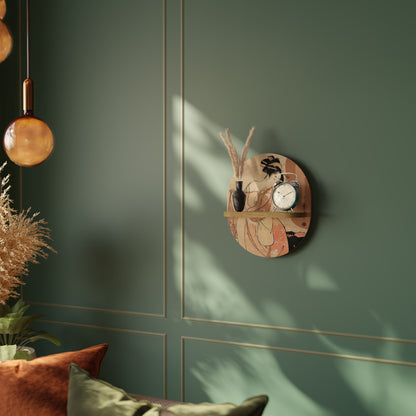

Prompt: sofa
[{"left": 0, "top": 344, "right": 269, "bottom": 416}]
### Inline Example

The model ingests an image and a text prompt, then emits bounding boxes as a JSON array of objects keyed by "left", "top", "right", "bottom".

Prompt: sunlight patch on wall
[
  {"left": 368, "top": 311, "right": 400, "bottom": 341},
  {"left": 336, "top": 358, "right": 416, "bottom": 415},
  {"left": 190, "top": 347, "right": 335, "bottom": 416},
  {"left": 172, "top": 96, "right": 296, "bottom": 327},
  {"left": 182, "top": 235, "right": 296, "bottom": 327},
  {"left": 173, "top": 96, "right": 257, "bottom": 207},
  {"left": 304, "top": 264, "right": 339, "bottom": 292},
  {"left": 184, "top": 238, "right": 264, "bottom": 322},
  {"left": 317, "top": 322, "right": 408, "bottom": 363}
]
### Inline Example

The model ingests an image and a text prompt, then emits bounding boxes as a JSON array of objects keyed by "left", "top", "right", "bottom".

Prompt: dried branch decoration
[
  {"left": 0, "top": 163, "right": 55, "bottom": 304},
  {"left": 219, "top": 127, "right": 255, "bottom": 179}
]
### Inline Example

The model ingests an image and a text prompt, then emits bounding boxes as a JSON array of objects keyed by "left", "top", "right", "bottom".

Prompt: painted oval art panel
[{"left": 227, "top": 153, "right": 312, "bottom": 257}]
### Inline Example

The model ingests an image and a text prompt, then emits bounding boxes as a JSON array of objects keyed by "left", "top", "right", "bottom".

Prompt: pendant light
[
  {"left": 3, "top": 0, "right": 54, "bottom": 167},
  {"left": 0, "top": 0, "right": 13, "bottom": 63}
]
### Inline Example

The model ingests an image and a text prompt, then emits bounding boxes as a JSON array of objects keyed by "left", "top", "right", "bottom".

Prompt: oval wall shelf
[{"left": 226, "top": 153, "right": 312, "bottom": 258}]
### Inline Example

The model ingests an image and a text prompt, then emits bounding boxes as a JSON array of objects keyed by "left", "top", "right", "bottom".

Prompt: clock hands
[{"left": 278, "top": 191, "right": 293, "bottom": 198}]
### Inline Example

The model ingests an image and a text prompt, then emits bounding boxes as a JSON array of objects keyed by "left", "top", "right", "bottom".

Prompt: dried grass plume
[
  {"left": 0, "top": 163, "right": 55, "bottom": 304},
  {"left": 219, "top": 127, "right": 255, "bottom": 179}
]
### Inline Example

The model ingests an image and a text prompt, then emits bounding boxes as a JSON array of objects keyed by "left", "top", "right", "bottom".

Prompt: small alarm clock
[{"left": 271, "top": 173, "right": 300, "bottom": 211}]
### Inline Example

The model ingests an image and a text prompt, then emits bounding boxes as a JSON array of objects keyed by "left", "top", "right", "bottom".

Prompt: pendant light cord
[{"left": 26, "top": 0, "right": 30, "bottom": 79}]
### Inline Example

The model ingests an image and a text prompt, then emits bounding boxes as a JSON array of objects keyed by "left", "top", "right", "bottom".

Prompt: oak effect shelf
[{"left": 224, "top": 211, "right": 310, "bottom": 218}]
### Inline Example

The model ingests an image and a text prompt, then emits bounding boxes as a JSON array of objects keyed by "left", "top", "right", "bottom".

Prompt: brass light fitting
[{"left": 3, "top": 0, "right": 54, "bottom": 167}]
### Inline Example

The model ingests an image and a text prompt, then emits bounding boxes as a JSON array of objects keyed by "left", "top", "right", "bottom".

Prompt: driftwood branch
[
  {"left": 219, "top": 126, "right": 255, "bottom": 180},
  {"left": 219, "top": 129, "right": 239, "bottom": 178},
  {"left": 239, "top": 126, "right": 255, "bottom": 178}
]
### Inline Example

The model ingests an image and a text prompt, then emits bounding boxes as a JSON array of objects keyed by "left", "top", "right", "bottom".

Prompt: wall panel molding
[
  {"left": 182, "top": 317, "right": 416, "bottom": 345},
  {"left": 31, "top": 301, "right": 167, "bottom": 318},
  {"left": 41, "top": 319, "right": 167, "bottom": 398},
  {"left": 181, "top": 336, "right": 416, "bottom": 367},
  {"left": 24, "top": 0, "right": 167, "bottom": 319},
  {"left": 180, "top": 335, "right": 416, "bottom": 400},
  {"left": 178, "top": 0, "right": 415, "bottom": 347}
]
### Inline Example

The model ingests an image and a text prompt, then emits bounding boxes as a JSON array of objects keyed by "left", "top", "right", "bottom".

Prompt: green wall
[{"left": 1, "top": 1, "right": 415, "bottom": 414}]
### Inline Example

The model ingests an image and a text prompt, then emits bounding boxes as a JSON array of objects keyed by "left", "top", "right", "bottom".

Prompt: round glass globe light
[
  {"left": 4, "top": 115, "right": 54, "bottom": 167},
  {"left": 0, "top": 20, "right": 12, "bottom": 63},
  {"left": 0, "top": 0, "right": 6, "bottom": 20}
]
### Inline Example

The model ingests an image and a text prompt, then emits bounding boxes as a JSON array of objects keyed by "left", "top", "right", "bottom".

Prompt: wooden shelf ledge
[{"left": 224, "top": 211, "right": 310, "bottom": 218}]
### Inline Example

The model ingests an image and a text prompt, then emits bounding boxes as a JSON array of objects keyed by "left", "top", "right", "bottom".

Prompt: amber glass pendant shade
[
  {"left": 3, "top": 78, "right": 54, "bottom": 167},
  {"left": 4, "top": 115, "right": 54, "bottom": 167},
  {"left": 0, "top": 19, "right": 12, "bottom": 64},
  {"left": 0, "top": 0, "right": 6, "bottom": 19},
  {"left": 0, "top": 0, "right": 12, "bottom": 64},
  {"left": 0, "top": 1, "right": 5, "bottom": 19},
  {"left": 3, "top": 0, "right": 54, "bottom": 167}
]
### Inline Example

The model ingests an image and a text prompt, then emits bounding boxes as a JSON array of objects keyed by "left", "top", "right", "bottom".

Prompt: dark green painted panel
[
  {"left": 33, "top": 320, "right": 165, "bottom": 397},
  {"left": 1, "top": 1, "right": 415, "bottom": 415},
  {"left": 183, "top": 0, "right": 416, "bottom": 339},
  {"left": 183, "top": 338, "right": 416, "bottom": 416},
  {"left": 20, "top": 0, "right": 165, "bottom": 315}
]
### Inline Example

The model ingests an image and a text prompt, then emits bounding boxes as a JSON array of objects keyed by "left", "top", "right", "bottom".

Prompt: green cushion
[
  {"left": 136, "top": 396, "right": 268, "bottom": 416},
  {"left": 67, "top": 363, "right": 158, "bottom": 416},
  {"left": 68, "top": 363, "right": 268, "bottom": 416},
  {"left": 164, "top": 395, "right": 268, "bottom": 416}
]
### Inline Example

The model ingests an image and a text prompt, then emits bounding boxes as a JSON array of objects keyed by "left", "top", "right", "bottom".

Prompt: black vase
[{"left": 232, "top": 180, "right": 246, "bottom": 212}]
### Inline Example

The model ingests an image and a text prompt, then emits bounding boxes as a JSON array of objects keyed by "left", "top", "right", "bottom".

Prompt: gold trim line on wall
[
  {"left": 178, "top": 0, "right": 414, "bottom": 346},
  {"left": 180, "top": 0, "right": 185, "bottom": 320},
  {"left": 30, "top": 301, "right": 167, "bottom": 319},
  {"left": 180, "top": 335, "right": 416, "bottom": 401},
  {"left": 182, "top": 335, "right": 416, "bottom": 366},
  {"left": 162, "top": 0, "right": 167, "bottom": 320},
  {"left": 181, "top": 317, "right": 416, "bottom": 345},
  {"left": 40, "top": 319, "right": 166, "bottom": 337},
  {"left": 41, "top": 319, "right": 168, "bottom": 399},
  {"left": 25, "top": 0, "right": 167, "bottom": 318}
]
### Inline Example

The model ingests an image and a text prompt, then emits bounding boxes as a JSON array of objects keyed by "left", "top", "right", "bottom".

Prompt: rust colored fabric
[{"left": 0, "top": 343, "right": 108, "bottom": 416}]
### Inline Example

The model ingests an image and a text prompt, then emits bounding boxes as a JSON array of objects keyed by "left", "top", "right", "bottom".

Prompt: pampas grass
[
  {"left": 0, "top": 163, "right": 54, "bottom": 303},
  {"left": 219, "top": 127, "right": 255, "bottom": 179}
]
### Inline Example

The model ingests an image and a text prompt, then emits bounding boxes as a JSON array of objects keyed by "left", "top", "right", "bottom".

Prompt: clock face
[{"left": 272, "top": 182, "right": 298, "bottom": 211}]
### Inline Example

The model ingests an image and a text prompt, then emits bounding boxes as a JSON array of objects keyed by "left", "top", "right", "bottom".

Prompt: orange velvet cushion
[{"left": 0, "top": 343, "right": 108, "bottom": 416}]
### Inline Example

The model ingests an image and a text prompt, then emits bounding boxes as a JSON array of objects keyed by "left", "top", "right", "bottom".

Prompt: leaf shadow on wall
[{"left": 173, "top": 97, "right": 416, "bottom": 415}]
